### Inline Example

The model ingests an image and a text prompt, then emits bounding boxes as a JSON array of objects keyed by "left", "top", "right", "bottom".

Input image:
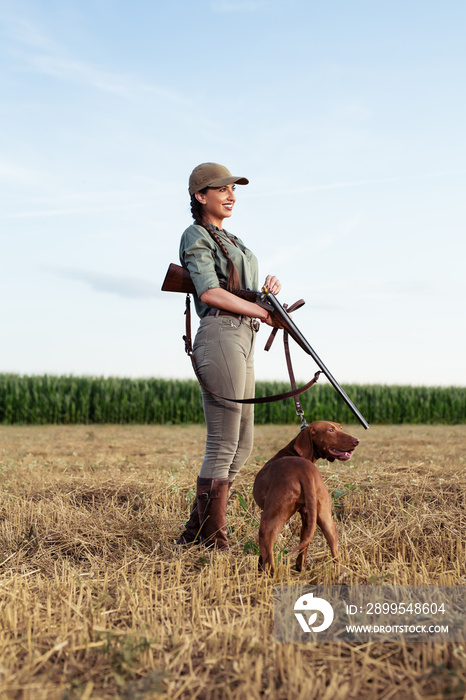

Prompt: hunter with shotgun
[
  {"left": 163, "top": 162, "right": 369, "bottom": 552},
  {"left": 172, "top": 162, "right": 281, "bottom": 550}
]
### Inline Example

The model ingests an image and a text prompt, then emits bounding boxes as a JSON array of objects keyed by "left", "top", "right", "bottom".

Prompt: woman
[{"left": 176, "top": 162, "right": 281, "bottom": 550}]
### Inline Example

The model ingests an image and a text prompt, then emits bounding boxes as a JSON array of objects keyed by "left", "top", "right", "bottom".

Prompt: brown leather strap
[
  {"left": 264, "top": 298, "right": 305, "bottom": 352},
  {"left": 183, "top": 293, "right": 193, "bottom": 356},
  {"left": 282, "top": 302, "right": 306, "bottom": 427},
  {"left": 283, "top": 329, "right": 309, "bottom": 426},
  {"left": 183, "top": 293, "right": 321, "bottom": 405}
]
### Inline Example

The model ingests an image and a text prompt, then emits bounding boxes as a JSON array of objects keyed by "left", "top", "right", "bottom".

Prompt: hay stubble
[{"left": 0, "top": 424, "right": 465, "bottom": 699}]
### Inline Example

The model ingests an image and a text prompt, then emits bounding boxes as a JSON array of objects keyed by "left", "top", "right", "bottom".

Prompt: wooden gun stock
[
  {"left": 161, "top": 263, "right": 196, "bottom": 294},
  {"left": 161, "top": 263, "right": 264, "bottom": 306}
]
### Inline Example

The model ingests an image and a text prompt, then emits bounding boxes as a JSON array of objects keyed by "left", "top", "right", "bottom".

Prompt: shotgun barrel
[{"left": 263, "top": 289, "right": 370, "bottom": 430}]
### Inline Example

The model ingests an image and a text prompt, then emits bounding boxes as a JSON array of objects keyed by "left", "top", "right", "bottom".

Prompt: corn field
[{"left": 0, "top": 374, "right": 464, "bottom": 425}]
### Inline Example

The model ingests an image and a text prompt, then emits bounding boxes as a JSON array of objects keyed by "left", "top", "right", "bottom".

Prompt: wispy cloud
[
  {"left": 29, "top": 54, "right": 132, "bottom": 97},
  {"left": 2, "top": 15, "right": 51, "bottom": 50},
  {"left": 249, "top": 169, "right": 466, "bottom": 198},
  {"left": 4, "top": 15, "right": 186, "bottom": 102},
  {"left": 8, "top": 201, "right": 151, "bottom": 218},
  {"left": 4, "top": 183, "right": 175, "bottom": 219},
  {"left": 48, "top": 267, "right": 161, "bottom": 299}
]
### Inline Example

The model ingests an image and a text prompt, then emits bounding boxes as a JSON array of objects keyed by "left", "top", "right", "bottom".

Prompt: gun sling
[{"left": 183, "top": 292, "right": 322, "bottom": 406}]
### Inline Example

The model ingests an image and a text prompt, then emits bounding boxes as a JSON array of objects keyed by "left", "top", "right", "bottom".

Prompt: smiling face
[{"left": 195, "top": 184, "right": 237, "bottom": 229}]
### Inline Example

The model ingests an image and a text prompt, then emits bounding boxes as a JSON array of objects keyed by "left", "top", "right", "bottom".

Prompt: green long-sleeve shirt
[{"left": 179, "top": 224, "right": 259, "bottom": 318}]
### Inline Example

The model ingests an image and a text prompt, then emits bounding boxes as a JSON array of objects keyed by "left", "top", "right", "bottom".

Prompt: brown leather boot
[
  {"left": 197, "top": 477, "right": 230, "bottom": 551},
  {"left": 175, "top": 495, "right": 201, "bottom": 545},
  {"left": 176, "top": 480, "right": 234, "bottom": 546}
]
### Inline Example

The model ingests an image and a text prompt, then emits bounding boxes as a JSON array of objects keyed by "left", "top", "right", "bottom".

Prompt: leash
[
  {"left": 183, "top": 293, "right": 321, "bottom": 407},
  {"left": 264, "top": 300, "right": 311, "bottom": 429}
]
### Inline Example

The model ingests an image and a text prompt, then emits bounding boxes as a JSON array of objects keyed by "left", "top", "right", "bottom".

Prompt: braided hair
[
  {"left": 190, "top": 191, "right": 241, "bottom": 294},
  {"left": 190, "top": 190, "right": 207, "bottom": 227}
]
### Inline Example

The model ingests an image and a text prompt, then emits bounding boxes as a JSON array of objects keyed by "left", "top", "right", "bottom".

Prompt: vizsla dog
[{"left": 253, "top": 421, "right": 359, "bottom": 575}]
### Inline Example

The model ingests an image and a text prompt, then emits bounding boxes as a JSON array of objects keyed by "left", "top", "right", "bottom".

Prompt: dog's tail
[{"left": 290, "top": 476, "right": 317, "bottom": 555}]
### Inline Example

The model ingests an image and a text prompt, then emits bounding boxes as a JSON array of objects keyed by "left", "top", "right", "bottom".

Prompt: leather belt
[{"left": 206, "top": 308, "right": 242, "bottom": 320}]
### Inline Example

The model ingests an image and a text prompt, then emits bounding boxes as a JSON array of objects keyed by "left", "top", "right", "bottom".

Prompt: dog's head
[{"left": 293, "top": 421, "right": 359, "bottom": 462}]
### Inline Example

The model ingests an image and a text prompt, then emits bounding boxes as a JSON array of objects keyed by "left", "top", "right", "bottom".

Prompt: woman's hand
[
  {"left": 263, "top": 275, "right": 281, "bottom": 295},
  {"left": 261, "top": 311, "right": 276, "bottom": 327},
  {"left": 260, "top": 308, "right": 288, "bottom": 328},
  {"left": 200, "top": 284, "right": 284, "bottom": 327}
]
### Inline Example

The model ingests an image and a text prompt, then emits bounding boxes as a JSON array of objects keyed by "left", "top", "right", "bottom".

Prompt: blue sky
[{"left": 2, "top": 0, "right": 465, "bottom": 386}]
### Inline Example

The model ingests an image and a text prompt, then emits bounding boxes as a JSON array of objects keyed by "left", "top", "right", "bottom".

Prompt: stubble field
[{"left": 0, "top": 423, "right": 465, "bottom": 699}]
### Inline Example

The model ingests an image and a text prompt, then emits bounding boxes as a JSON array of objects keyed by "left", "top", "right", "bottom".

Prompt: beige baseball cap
[{"left": 188, "top": 162, "right": 249, "bottom": 196}]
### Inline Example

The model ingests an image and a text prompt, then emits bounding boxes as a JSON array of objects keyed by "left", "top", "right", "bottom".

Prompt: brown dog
[{"left": 253, "top": 421, "right": 359, "bottom": 575}]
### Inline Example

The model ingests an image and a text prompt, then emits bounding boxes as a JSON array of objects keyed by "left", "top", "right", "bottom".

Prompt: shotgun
[
  {"left": 161, "top": 263, "right": 271, "bottom": 308},
  {"left": 162, "top": 263, "right": 369, "bottom": 429},
  {"left": 262, "top": 287, "right": 369, "bottom": 429}
]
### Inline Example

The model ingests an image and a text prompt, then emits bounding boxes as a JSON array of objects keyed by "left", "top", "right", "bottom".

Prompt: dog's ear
[{"left": 293, "top": 426, "right": 316, "bottom": 460}]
